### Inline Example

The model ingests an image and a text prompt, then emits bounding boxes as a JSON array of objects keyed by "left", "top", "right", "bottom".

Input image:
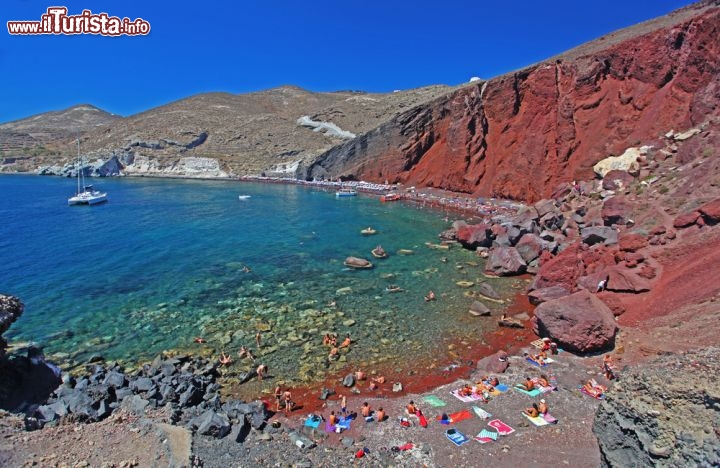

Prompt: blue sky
[{"left": 1, "top": 0, "right": 694, "bottom": 123}]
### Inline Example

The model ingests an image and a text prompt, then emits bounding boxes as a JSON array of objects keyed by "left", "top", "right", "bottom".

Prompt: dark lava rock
[
  {"left": 192, "top": 410, "right": 231, "bottom": 439},
  {"left": 484, "top": 246, "right": 526, "bottom": 276},
  {"left": 594, "top": 348, "right": 720, "bottom": 467}
]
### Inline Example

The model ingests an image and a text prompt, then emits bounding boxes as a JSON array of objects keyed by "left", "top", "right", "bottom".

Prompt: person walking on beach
[
  {"left": 283, "top": 390, "right": 293, "bottom": 416},
  {"left": 340, "top": 394, "right": 347, "bottom": 415},
  {"left": 274, "top": 385, "right": 282, "bottom": 411}
]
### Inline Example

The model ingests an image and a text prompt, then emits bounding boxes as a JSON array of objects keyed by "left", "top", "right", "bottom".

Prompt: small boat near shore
[
  {"left": 361, "top": 227, "right": 377, "bottom": 235},
  {"left": 336, "top": 188, "right": 357, "bottom": 198},
  {"left": 380, "top": 193, "right": 402, "bottom": 202},
  {"left": 238, "top": 195, "right": 251, "bottom": 200},
  {"left": 371, "top": 245, "right": 388, "bottom": 258},
  {"left": 385, "top": 284, "right": 403, "bottom": 293}
]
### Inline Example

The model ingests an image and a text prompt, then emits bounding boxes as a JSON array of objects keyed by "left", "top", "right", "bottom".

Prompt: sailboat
[{"left": 68, "top": 138, "right": 107, "bottom": 206}]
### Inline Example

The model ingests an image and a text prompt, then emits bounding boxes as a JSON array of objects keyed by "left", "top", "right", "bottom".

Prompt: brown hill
[
  {"left": 0, "top": 85, "right": 454, "bottom": 175},
  {"left": 0, "top": 104, "right": 120, "bottom": 168}
]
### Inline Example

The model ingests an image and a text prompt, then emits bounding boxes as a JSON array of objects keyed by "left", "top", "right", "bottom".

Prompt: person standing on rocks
[
  {"left": 256, "top": 363, "right": 268, "bottom": 381},
  {"left": 283, "top": 390, "right": 293, "bottom": 416},
  {"left": 274, "top": 384, "right": 282, "bottom": 411},
  {"left": 256, "top": 331, "right": 262, "bottom": 348}
]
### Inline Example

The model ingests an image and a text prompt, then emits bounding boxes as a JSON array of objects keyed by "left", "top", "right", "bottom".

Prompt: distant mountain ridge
[{"left": 1, "top": 1, "right": 718, "bottom": 201}]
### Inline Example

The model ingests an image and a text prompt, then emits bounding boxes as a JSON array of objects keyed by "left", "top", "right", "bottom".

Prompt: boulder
[
  {"left": 456, "top": 223, "right": 493, "bottom": 249},
  {"left": 528, "top": 286, "right": 571, "bottom": 306},
  {"left": 581, "top": 226, "right": 618, "bottom": 246},
  {"left": 593, "top": 147, "right": 641, "bottom": 178},
  {"left": 120, "top": 395, "right": 149, "bottom": 415},
  {"left": 532, "top": 244, "right": 586, "bottom": 292},
  {"left": 0, "top": 295, "right": 24, "bottom": 356},
  {"left": 469, "top": 301, "right": 491, "bottom": 316},
  {"left": 515, "top": 234, "right": 544, "bottom": 264},
  {"left": 476, "top": 350, "right": 509, "bottom": 374},
  {"left": 698, "top": 198, "right": 720, "bottom": 224},
  {"left": 618, "top": 233, "right": 647, "bottom": 252},
  {"left": 673, "top": 211, "right": 700, "bottom": 228},
  {"left": 342, "top": 374, "right": 355, "bottom": 387},
  {"left": 509, "top": 206, "right": 539, "bottom": 234},
  {"left": 534, "top": 199, "right": 557, "bottom": 219},
  {"left": 601, "top": 197, "right": 630, "bottom": 226},
  {"left": 344, "top": 257, "right": 373, "bottom": 269},
  {"left": 484, "top": 246, "right": 526, "bottom": 276},
  {"left": 602, "top": 170, "right": 635, "bottom": 191},
  {"left": 533, "top": 290, "right": 618, "bottom": 353},
  {"left": 606, "top": 267, "right": 651, "bottom": 293},
  {"left": 192, "top": 410, "right": 231, "bottom": 438},
  {"left": 103, "top": 371, "right": 127, "bottom": 388},
  {"left": 476, "top": 282, "right": 501, "bottom": 301}
]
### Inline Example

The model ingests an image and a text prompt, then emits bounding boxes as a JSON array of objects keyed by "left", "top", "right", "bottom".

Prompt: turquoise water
[{"left": 0, "top": 175, "right": 514, "bottom": 385}]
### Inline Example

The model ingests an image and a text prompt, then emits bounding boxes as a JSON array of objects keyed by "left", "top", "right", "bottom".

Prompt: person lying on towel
[
  {"left": 517, "top": 377, "right": 535, "bottom": 391},
  {"left": 524, "top": 403, "right": 540, "bottom": 418}
]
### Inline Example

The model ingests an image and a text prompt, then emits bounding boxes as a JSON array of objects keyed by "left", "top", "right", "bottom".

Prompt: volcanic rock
[
  {"left": 618, "top": 233, "right": 647, "bottom": 252},
  {"left": 606, "top": 267, "right": 652, "bottom": 293},
  {"left": 601, "top": 197, "right": 630, "bottom": 226},
  {"left": 533, "top": 290, "right": 618, "bottom": 353},
  {"left": 594, "top": 348, "right": 720, "bottom": 467},
  {"left": 673, "top": 211, "right": 700, "bottom": 228},
  {"left": 456, "top": 223, "right": 493, "bottom": 249},
  {"left": 527, "top": 286, "right": 571, "bottom": 306},
  {"left": 0, "top": 294, "right": 24, "bottom": 356},
  {"left": 476, "top": 350, "right": 509, "bottom": 374},
  {"left": 602, "top": 170, "right": 635, "bottom": 190},
  {"left": 484, "top": 246, "right": 526, "bottom": 276},
  {"left": 581, "top": 226, "right": 619, "bottom": 246},
  {"left": 469, "top": 301, "right": 491, "bottom": 316},
  {"left": 698, "top": 198, "right": 720, "bottom": 224},
  {"left": 515, "top": 233, "right": 545, "bottom": 264}
]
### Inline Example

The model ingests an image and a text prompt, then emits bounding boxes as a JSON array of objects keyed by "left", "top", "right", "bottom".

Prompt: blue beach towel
[
  {"left": 304, "top": 415, "right": 322, "bottom": 429},
  {"left": 446, "top": 428, "right": 470, "bottom": 446}
]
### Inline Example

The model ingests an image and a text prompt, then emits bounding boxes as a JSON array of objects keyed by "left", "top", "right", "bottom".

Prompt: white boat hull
[{"left": 68, "top": 191, "right": 108, "bottom": 206}]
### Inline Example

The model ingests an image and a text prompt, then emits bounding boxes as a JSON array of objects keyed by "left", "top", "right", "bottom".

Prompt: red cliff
[{"left": 308, "top": 2, "right": 720, "bottom": 202}]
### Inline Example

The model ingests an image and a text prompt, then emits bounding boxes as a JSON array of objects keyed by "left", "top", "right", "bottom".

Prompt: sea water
[{"left": 0, "top": 175, "right": 516, "bottom": 386}]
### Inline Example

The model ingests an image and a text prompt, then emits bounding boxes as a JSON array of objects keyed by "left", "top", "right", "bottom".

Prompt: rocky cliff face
[
  {"left": 311, "top": 1, "right": 720, "bottom": 202},
  {"left": 0, "top": 294, "right": 24, "bottom": 358},
  {"left": 593, "top": 347, "right": 720, "bottom": 467}
]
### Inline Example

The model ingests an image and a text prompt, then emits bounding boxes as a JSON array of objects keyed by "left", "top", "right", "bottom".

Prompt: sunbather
[
  {"left": 375, "top": 407, "right": 385, "bottom": 422},
  {"left": 361, "top": 402, "right": 372, "bottom": 418},
  {"left": 537, "top": 374, "right": 550, "bottom": 387},
  {"left": 524, "top": 403, "right": 540, "bottom": 418},
  {"left": 459, "top": 384, "right": 473, "bottom": 397},
  {"left": 329, "top": 411, "right": 338, "bottom": 426},
  {"left": 517, "top": 377, "right": 535, "bottom": 391},
  {"left": 583, "top": 380, "right": 605, "bottom": 397},
  {"left": 538, "top": 399, "right": 549, "bottom": 415},
  {"left": 602, "top": 355, "right": 616, "bottom": 380},
  {"left": 406, "top": 401, "right": 417, "bottom": 415}
]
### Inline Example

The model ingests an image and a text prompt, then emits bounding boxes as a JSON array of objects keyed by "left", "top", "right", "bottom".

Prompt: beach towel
[
  {"left": 514, "top": 386, "right": 543, "bottom": 398},
  {"left": 531, "top": 377, "right": 556, "bottom": 393},
  {"left": 487, "top": 383, "right": 509, "bottom": 397},
  {"left": 526, "top": 357, "right": 548, "bottom": 367},
  {"left": 522, "top": 412, "right": 549, "bottom": 426},
  {"left": 472, "top": 405, "right": 492, "bottom": 420},
  {"left": 579, "top": 386, "right": 605, "bottom": 399},
  {"left": 474, "top": 429, "right": 499, "bottom": 443},
  {"left": 337, "top": 416, "right": 352, "bottom": 430},
  {"left": 450, "top": 389, "right": 485, "bottom": 403},
  {"left": 488, "top": 419, "right": 515, "bottom": 435},
  {"left": 542, "top": 413, "right": 558, "bottom": 424},
  {"left": 422, "top": 395, "right": 447, "bottom": 407},
  {"left": 446, "top": 428, "right": 470, "bottom": 446},
  {"left": 449, "top": 409, "right": 473, "bottom": 423},
  {"left": 304, "top": 415, "right": 322, "bottom": 429}
]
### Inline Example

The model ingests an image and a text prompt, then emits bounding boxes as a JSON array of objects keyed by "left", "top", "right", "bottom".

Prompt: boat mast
[{"left": 76, "top": 137, "right": 82, "bottom": 194}]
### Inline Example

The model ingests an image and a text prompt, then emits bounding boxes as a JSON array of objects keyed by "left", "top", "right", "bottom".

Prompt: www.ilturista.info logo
[{"left": 7, "top": 7, "right": 150, "bottom": 36}]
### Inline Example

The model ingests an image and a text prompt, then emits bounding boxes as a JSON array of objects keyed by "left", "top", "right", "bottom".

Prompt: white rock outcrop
[
  {"left": 593, "top": 147, "right": 641, "bottom": 178},
  {"left": 123, "top": 156, "right": 229, "bottom": 178}
]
